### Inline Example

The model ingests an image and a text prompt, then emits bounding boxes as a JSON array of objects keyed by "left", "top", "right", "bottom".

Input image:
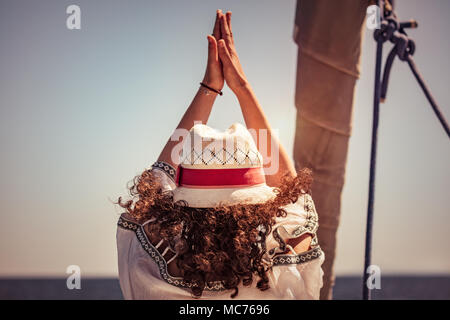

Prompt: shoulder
[
  {"left": 117, "top": 161, "right": 177, "bottom": 224},
  {"left": 150, "top": 161, "right": 177, "bottom": 191},
  {"left": 279, "top": 193, "right": 317, "bottom": 222},
  {"left": 151, "top": 161, "right": 176, "bottom": 181}
]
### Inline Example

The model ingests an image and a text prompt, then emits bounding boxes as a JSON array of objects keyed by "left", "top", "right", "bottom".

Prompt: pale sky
[{"left": 0, "top": 0, "right": 449, "bottom": 277}]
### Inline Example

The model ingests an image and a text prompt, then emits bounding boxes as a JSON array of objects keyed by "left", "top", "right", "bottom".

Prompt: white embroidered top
[{"left": 116, "top": 162, "right": 324, "bottom": 300}]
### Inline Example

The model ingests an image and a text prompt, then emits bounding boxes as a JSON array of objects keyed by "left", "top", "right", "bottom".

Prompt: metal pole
[{"left": 363, "top": 37, "right": 384, "bottom": 300}]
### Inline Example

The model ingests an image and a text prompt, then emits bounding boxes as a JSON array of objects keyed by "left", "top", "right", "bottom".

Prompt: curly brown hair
[{"left": 117, "top": 167, "right": 313, "bottom": 298}]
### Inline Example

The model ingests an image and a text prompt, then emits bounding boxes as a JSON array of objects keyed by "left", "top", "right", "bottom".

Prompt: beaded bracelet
[{"left": 199, "top": 82, "right": 223, "bottom": 96}]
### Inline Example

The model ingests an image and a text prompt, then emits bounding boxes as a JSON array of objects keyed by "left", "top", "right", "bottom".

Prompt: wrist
[
  {"left": 199, "top": 82, "right": 223, "bottom": 96},
  {"left": 201, "top": 76, "right": 223, "bottom": 92}
]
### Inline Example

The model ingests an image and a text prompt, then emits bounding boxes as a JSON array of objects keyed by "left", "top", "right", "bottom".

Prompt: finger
[
  {"left": 212, "top": 9, "right": 221, "bottom": 40},
  {"left": 207, "top": 35, "right": 218, "bottom": 63},
  {"left": 217, "top": 39, "right": 232, "bottom": 66},
  {"left": 226, "top": 11, "right": 233, "bottom": 44},
  {"left": 220, "top": 13, "right": 233, "bottom": 48}
]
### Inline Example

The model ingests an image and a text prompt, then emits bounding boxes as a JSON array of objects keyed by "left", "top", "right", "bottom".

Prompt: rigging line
[{"left": 406, "top": 56, "right": 450, "bottom": 137}]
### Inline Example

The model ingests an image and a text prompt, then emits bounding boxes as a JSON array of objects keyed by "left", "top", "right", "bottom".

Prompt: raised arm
[
  {"left": 216, "top": 12, "right": 297, "bottom": 187},
  {"left": 158, "top": 11, "right": 225, "bottom": 168}
]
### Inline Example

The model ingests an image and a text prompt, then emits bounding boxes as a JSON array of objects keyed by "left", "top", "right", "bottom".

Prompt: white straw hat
[{"left": 173, "top": 123, "right": 276, "bottom": 208}]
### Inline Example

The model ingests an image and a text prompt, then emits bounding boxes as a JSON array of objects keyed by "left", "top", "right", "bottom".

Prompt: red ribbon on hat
[{"left": 176, "top": 166, "right": 266, "bottom": 188}]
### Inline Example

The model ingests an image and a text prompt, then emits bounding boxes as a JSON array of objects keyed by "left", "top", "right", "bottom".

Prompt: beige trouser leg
[{"left": 293, "top": 0, "right": 368, "bottom": 299}]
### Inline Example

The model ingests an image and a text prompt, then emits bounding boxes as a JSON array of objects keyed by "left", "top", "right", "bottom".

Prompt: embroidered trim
[
  {"left": 288, "top": 194, "right": 319, "bottom": 238},
  {"left": 151, "top": 161, "right": 176, "bottom": 182},
  {"left": 269, "top": 194, "right": 320, "bottom": 257},
  {"left": 272, "top": 246, "right": 323, "bottom": 266},
  {"left": 118, "top": 216, "right": 225, "bottom": 291}
]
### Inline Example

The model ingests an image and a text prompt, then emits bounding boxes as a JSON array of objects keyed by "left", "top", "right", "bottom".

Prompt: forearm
[
  {"left": 235, "top": 84, "right": 296, "bottom": 185},
  {"left": 158, "top": 86, "right": 218, "bottom": 168}
]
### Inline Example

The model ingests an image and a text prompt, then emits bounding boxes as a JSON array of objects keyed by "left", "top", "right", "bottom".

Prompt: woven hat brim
[{"left": 172, "top": 183, "right": 276, "bottom": 208}]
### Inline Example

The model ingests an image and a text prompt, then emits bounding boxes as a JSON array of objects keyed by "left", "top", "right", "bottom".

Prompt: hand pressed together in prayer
[{"left": 203, "top": 10, "right": 249, "bottom": 95}]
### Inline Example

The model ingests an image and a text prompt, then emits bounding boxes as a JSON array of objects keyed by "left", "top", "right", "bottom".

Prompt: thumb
[
  {"left": 217, "top": 39, "right": 232, "bottom": 66},
  {"left": 207, "top": 35, "right": 218, "bottom": 64}
]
